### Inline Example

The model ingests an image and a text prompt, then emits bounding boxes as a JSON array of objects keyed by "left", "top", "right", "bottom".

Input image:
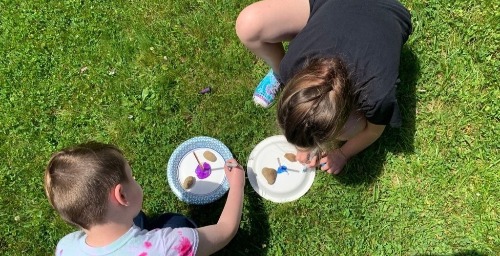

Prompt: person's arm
[
  {"left": 195, "top": 160, "right": 245, "bottom": 256},
  {"left": 320, "top": 121, "right": 385, "bottom": 174}
]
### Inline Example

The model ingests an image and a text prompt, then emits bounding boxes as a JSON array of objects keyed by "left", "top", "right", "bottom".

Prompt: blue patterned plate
[{"left": 167, "top": 136, "right": 232, "bottom": 205}]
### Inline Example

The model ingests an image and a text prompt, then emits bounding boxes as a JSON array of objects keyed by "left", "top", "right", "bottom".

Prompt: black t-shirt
[{"left": 279, "top": 0, "right": 412, "bottom": 127}]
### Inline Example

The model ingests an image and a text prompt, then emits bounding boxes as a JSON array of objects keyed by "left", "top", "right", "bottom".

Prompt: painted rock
[
  {"left": 203, "top": 150, "right": 217, "bottom": 162},
  {"left": 182, "top": 176, "right": 196, "bottom": 190},
  {"left": 262, "top": 167, "right": 277, "bottom": 185},
  {"left": 284, "top": 153, "right": 296, "bottom": 162}
]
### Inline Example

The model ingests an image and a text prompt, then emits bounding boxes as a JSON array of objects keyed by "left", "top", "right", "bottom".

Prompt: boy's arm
[{"left": 195, "top": 164, "right": 245, "bottom": 256}]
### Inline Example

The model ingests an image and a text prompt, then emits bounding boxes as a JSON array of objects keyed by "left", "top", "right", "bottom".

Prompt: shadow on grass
[
  {"left": 185, "top": 172, "right": 270, "bottom": 255},
  {"left": 416, "top": 250, "right": 488, "bottom": 256},
  {"left": 218, "top": 188, "right": 270, "bottom": 256},
  {"left": 337, "top": 45, "right": 420, "bottom": 185}
]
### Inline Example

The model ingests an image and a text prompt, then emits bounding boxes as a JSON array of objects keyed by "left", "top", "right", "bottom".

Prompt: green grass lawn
[{"left": 0, "top": 0, "right": 498, "bottom": 255}]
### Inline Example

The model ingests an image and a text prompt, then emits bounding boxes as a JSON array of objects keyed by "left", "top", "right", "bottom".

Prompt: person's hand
[
  {"left": 318, "top": 149, "right": 348, "bottom": 175},
  {"left": 295, "top": 149, "right": 310, "bottom": 165},
  {"left": 296, "top": 148, "right": 319, "bottom": 167},
  {"left": 225, "top": 159, "right": 245, "bottom": 189}
]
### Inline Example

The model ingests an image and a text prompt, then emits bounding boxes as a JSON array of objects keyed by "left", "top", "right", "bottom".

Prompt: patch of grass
[{"left": 0, "top": 0, "right": 498, "bottom": 255}]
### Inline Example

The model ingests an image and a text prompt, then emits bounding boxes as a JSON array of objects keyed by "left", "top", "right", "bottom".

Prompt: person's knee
[{"left": 235, "top": 5, "right": 264, "bottom": 44}]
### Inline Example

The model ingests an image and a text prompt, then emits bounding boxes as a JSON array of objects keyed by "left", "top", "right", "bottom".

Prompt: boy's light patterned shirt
[{"left": 55, "top": 225, "right": 198, "bottom": 256}]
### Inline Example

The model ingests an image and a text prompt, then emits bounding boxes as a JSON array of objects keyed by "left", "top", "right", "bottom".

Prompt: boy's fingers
[
  {"left": 225, "top": 160, "right": 244, "bottom": 172},
  {"left": 226, "top": 162, "right": 238, "bottom": 168}
]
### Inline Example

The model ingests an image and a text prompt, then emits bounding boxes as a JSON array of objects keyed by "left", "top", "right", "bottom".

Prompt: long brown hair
[
  {"left": 277, "top": 57, "right": 353, "bottom": 152},
  {"left": 44, "top": 142, "right": 128, "bottom": 229}
]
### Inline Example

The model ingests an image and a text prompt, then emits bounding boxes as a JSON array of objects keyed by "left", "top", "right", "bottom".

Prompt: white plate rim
[{"left": 247, "top": 135, "right": 315, "bottom": 203}]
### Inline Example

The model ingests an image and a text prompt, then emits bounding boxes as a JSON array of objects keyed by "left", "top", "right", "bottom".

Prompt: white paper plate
[
  {"left": 247, "top": 135, "right": 315, "bottom": 203},
  {"left": 167, "top": 136, "right": 232, "bottom": 205}
]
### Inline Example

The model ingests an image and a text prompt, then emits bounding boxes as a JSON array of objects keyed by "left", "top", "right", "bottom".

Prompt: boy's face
[{"left": 123, "top": 162, "right": 143, "bottom": 215}]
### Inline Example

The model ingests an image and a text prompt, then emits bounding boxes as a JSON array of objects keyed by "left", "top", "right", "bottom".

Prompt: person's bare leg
[{"left": 235, "top": 0, "right": 310, "bottom": 75}]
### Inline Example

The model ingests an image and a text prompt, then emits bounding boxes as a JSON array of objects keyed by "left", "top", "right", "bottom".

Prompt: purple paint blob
[{"left": 195, "top": 162, "right": 212, "bottom": 179}]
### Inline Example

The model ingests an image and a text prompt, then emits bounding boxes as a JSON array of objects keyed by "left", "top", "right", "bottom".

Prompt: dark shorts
[{"left": 133, "top": 211, "right": 197, "bottom": 230}]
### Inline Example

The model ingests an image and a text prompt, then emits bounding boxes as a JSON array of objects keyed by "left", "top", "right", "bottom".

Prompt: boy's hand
[{"left": 224, "top": 159, "right": 245, "bottom": 189}]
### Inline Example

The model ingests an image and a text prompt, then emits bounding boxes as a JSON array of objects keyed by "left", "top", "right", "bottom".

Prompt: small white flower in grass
[
  {"left": 14, "top": 216, "right": 20, "bottom": 221},
  {"left": 108, "top": 68, "right": 116, "bottom": 76},
  {"left": 150, "top": 47, "right": 154, "bottom": 51},
  {"left": 128, "top": 115, "right": 134, "bottom": 119}
]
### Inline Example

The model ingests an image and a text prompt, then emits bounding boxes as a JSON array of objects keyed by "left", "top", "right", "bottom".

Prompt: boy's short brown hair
[{"left": 44, "top": 142, "right": 128, "bottom": 229}]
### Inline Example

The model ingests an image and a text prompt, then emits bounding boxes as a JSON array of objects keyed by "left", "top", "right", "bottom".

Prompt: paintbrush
[
  {"left": 226, "top": 162, "right": 238, "bottom": 168},
  {"left": 225, "top": 162, "right": 239, "bottom": 171},
  {"left": 192, "top": 151, "right": 203, "bottom": 169}
]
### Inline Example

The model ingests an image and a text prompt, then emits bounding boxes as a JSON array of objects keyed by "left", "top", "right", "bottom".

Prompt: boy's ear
[{"left": 112, "top": 184, "right": 129, "bottom": 206}]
